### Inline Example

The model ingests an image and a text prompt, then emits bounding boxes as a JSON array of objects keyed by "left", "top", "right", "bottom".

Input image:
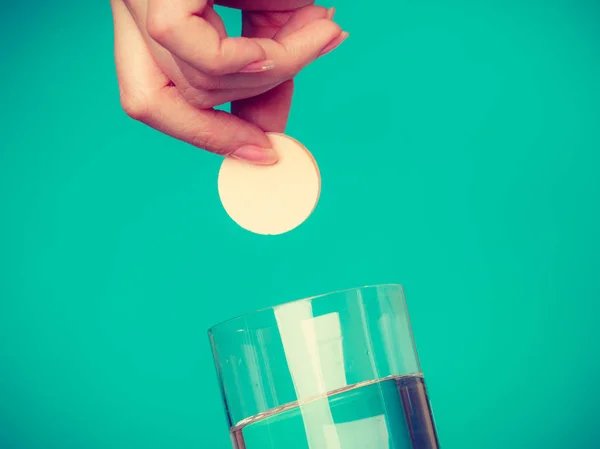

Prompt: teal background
[{"left": 1, "top": 1, "right": 599, "bottom": 448}]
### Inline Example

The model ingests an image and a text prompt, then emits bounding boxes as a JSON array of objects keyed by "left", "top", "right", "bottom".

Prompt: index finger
[{"left": 146, "top": 0, "right": 271, "bottom": 75}]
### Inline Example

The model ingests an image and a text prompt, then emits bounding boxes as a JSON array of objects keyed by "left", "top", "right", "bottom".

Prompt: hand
[{"left": 110, "top": 0, "right": 348, "bottom": 164}]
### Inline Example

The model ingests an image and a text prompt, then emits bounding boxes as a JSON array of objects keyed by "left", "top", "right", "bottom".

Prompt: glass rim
[{"left": 207, "top": 283, "right": 405, "bottom": 334}]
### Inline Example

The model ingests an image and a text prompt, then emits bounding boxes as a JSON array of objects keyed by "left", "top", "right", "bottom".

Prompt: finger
[
  {"left": 176, "top": 6, "right": 343, "bottom": 92},
  {"left": 276, "top": 19, "right": 343, "bottom": 71},
  {"left": 147, "top": 0, "right": 271, "bottom": 75},
  {"left": 240, "top": 18, "right": 341, "bottom": 80},
  {"left": 272, "top": 5, "right": 330, "bottom": 40},
  {"left": 318, "top": 31, "right": 350, "bottom": 58},
  {"left": 230, "top": 9, "right": 305, "bottom": 133},
  {"left": 241, "top": 10, "right": 294, "bottom": 39},
  {"left": 191, "top": 16, "right": 343, "bottom": 89},
  {"left": 113, "top": 0, "right": 277, "bottom": 164},
  {"left": 120, "top": 0, "right": 191, "bottom": 87},
  {"left": 111, "top": 0, "right": 171, "bottom": 109},
  {"left": 216, "top": 0, "right": 315, "bottom": 10},
  {"left": 240, "top": 6, "right": 338, "bottom": 67},
  {"left": 148, "top": 92, "right": 278, "bottom": 164},
  {"left": 204, "top": 5, "right": 227, "bottom": 39},
  {"left": 177, "top": 81, "right": 281, "bottom": 109},
  {"left": 171, "top": 6, "right": 231, "bottom": 92},
  {"left": 232, "top": 80, "right": 294, "bottom": 133}
]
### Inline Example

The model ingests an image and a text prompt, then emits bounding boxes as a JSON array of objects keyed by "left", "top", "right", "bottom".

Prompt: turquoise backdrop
[{"left": 1, "top": 1, "right": 599, "bottom": 448}]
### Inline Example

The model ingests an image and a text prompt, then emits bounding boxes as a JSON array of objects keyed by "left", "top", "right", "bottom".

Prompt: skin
[{"left": 110, "top": 0, "right": 348, "bottom": 164}]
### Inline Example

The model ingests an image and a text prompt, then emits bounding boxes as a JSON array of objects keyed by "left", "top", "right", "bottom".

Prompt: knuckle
[
  {"left": 120, "top": 90, "right": 152, "bottom": 122},
  {"left": 190, "top": 128, "right": 220, "bottom": 153},
  {"left": 147, "top": 11, "right": 175, "bottom": 43}
]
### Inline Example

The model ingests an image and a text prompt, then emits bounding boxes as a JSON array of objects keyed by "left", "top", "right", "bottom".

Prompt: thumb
[{"left": 145, "top": 89, "right": 279, "bottom": 165}]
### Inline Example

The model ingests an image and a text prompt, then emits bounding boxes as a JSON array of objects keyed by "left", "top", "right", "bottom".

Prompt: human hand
[{"left": 110, "top": 0, "right": 348, "bottom": 164}]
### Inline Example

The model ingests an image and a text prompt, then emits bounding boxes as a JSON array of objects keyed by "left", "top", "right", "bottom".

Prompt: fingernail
[
  {"left": 318, "top": 31, "right": 349, "bottom": 57},
  {"left": 239, "top": 60, "right": 275, "bottom": 73},
  {"left": 327, "top": 7, "right": 336, "bottom": 20},
  {"left": 231, "top": 145, "right": 279, "bottom": 165}
]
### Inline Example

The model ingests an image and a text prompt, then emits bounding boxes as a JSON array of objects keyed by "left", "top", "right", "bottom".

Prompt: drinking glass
[{"left": 208, "top": 284, "right": 440, "bottom": 449}]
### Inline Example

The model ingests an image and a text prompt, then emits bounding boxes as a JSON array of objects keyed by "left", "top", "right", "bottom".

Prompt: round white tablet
[{"left": 218, "top": 133, "right": 321, "bottom": 235}]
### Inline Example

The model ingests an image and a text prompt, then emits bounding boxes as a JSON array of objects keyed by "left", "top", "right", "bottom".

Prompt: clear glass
[{"left": 208, "top": 284, "right": 440, "bottom": 449}]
